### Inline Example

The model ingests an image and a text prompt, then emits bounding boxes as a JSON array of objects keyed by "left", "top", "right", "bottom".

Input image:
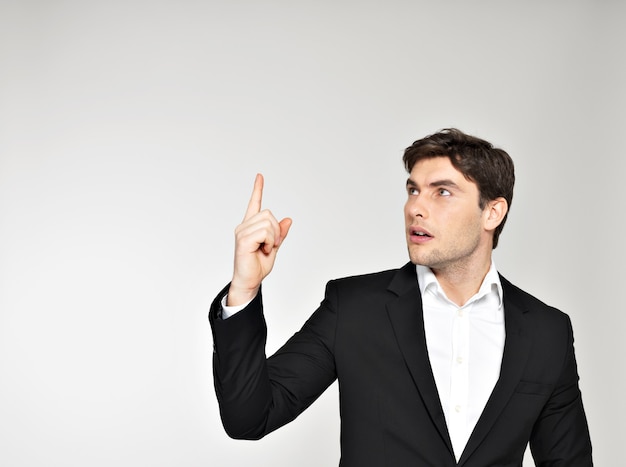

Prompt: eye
[
  {"left": 408, "top": 187, "right": 419, "bottom": 196},
  {"left": 438, "top": 188, "right": 451, "bottom": 196}
]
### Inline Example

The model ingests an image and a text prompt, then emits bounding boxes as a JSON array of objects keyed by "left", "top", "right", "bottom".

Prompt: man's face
[{"left": 404, "top": 156, "right": 490, "bottom": 272}]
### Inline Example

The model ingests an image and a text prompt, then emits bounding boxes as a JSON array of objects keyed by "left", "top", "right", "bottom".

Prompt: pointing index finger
[{"left": 243, "top": 173, "right": 264, "bottom": 221}]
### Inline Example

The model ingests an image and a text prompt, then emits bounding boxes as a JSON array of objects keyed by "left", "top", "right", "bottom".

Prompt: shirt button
[
  {"left": 458, "top": 309, "right": 464, "bottom": 317},
  {"left": 455, "top": 405, "right": 462, "bottom": 413},
  {"left": 456, "top": 356, "right": 464, "bottom": 364}
]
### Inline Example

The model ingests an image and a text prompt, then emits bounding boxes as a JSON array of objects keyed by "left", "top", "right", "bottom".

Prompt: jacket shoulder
[
  {"left": 329, "top": 267, "right": 400, "bottom": 287},
  {"left": 499, "top": 274, "right": 571, "bottom": 326}
]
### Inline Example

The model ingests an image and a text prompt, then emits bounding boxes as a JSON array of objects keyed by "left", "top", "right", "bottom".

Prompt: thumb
[{"left": 276, "top": 217, "right": 292, "bottom": 248}]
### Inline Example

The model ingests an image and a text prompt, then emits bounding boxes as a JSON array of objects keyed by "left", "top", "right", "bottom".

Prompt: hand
[{"left": 227, "top": 174, "right": 292, "bottom": 306}]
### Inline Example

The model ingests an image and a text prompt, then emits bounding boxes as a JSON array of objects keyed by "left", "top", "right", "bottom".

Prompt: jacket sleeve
[
  {"left": 209, "top": 282, "right": 338, "bottom": 439},
  {"left": 529, "top": 316, "right": 593, "bottom": 466}
]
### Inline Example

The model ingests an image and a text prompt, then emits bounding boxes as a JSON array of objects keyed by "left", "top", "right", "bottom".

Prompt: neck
[{"left": 431, "top": 256, "right": 492, "bottom": 307}]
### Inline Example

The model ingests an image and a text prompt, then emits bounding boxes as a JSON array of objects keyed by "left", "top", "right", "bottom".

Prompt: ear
[{"left": 483, "top": 197, "right": 508, "bottom": 231}]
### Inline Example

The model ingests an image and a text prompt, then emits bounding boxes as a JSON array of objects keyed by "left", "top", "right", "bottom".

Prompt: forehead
[{"left": 408, "top": 156, "right": 467, "bottom": 184}]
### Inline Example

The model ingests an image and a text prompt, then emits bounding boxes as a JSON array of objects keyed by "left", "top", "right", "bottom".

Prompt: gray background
[{"left": 1, "top": 1, "right": 623, "bottom": 465}]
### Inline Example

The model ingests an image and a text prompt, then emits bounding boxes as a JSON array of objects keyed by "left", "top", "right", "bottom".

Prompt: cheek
[
  {"left": 458, "top": 212, "right": 485, "bottom": 237},
  {"left": 443, "top": 208, "right": 481, "bottom": 232}
]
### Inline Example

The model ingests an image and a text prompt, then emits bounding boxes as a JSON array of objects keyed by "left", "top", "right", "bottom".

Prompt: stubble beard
[{"left": 407, "top": 234, "right": 482, "bottom": 275}]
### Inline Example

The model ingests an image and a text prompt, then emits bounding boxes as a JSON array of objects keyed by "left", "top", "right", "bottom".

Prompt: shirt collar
[{"left": 416, "top": 261, "right": 503, "bottom": 308}]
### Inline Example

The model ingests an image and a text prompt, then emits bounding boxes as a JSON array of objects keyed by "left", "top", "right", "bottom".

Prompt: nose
[{"left": 405, "top": 194, "right": 427, "bottom": 219}]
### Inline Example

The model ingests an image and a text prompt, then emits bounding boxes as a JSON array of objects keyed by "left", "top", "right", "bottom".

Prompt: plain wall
[{"left": 1, "top": 1, "right": 623, "bottom": 465}]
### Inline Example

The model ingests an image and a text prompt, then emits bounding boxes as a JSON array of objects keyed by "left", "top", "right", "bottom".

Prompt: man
[{"left": 209, "top": 129, "right": 592, "bottom": 466}]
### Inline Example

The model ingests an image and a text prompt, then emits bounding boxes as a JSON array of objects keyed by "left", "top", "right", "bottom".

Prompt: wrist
[{"left": 226, "top": 283, "right": 259, "bottom": 307}]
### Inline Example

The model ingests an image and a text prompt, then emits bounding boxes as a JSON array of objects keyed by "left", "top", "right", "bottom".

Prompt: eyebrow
[{"left": 406, "top": 178, "right": 460, "bottom": 189}]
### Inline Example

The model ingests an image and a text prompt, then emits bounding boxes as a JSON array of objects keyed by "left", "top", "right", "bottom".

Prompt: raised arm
[
  {"left": 228, "top": 174, "right": 292, "bottom": 306},
  {"left": 210, "top": 175, "right": 336, "bottom": 440}
]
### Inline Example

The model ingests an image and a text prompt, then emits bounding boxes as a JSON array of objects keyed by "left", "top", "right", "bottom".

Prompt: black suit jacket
[{"left": 209, "top": 263, "right": 592, "bottom": 466}]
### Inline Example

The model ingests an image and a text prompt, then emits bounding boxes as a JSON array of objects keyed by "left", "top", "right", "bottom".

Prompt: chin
[{"left": 407, "top": 249, "right": 427, "bottom": 267}]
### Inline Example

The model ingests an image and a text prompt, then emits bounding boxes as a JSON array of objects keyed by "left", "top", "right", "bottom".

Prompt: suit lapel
[
  {"left": 385, "top": 263, "right": 455, "bottom": 458},
  {"left": 457, "top": 275, "right": 532, "bottom": 465}
]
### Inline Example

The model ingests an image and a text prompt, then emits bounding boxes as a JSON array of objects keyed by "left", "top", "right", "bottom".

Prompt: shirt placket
[{"left": 448, "top": 303, "right": 471, "bottom": 460}]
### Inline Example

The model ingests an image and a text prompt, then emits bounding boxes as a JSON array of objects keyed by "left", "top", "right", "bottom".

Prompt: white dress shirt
[
  {"left": 220, "top": 297, "right": 248, "bottom": 319},
  {"left": 221, "top": 262, "right": 506, "bottom": 461},
  {"left": 417, "top": 262, "right": 505, "bottom": 461}
]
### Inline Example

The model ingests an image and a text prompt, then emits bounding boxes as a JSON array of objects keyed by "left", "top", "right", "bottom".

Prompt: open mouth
[
  {"left": 410, "top": 227, "right": 432, "bottom": 237},
  {"left": 409, "top": 227, "right": 433, "bottom": 242}
]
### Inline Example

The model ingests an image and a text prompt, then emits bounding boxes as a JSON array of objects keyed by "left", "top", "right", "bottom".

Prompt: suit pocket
[{"left": 514, "top": 380, "right": 552, "bottom": 395}]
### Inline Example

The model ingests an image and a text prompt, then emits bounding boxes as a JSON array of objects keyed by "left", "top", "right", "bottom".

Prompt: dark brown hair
[{"left": 402, "top": 128, "right": 515, "bottom": 249}]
